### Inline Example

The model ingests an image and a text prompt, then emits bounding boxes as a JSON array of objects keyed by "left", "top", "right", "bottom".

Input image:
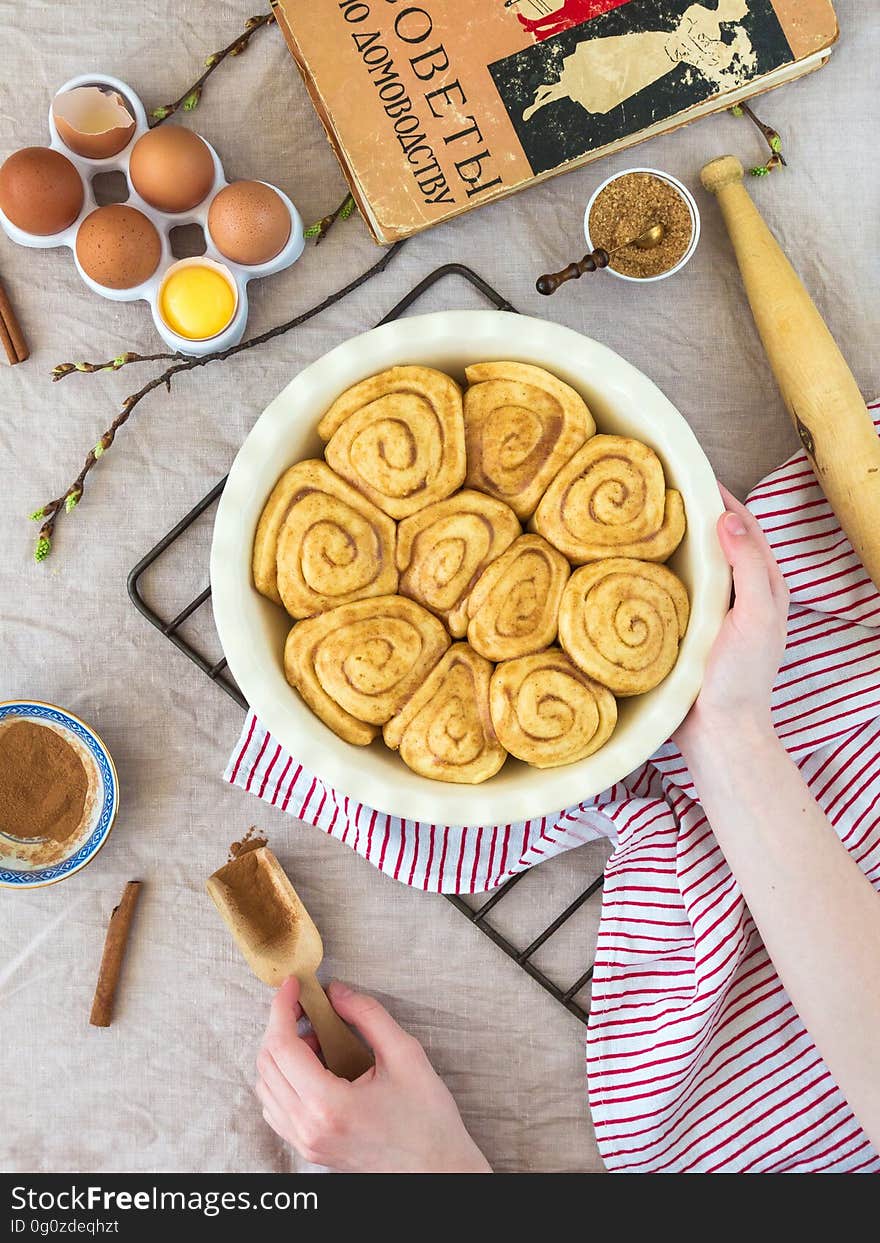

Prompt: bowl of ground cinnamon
[
  {"left": 0, "top": 701, "right": 119, "bottom": 888},
  {"left": 585, "top": 168, "right": 700, "bottom": 283}
]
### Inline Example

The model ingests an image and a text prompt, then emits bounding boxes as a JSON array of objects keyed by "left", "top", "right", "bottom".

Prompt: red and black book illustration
[
  {"left": 492, "top": 0, "right": 794, "bottom": 174},
  {"left": 509, "top": 0, "right": 635, "bottom": 42}
]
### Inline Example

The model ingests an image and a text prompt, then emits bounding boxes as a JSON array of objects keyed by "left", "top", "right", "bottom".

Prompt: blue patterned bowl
[{"left": 0, "top": 701, "right": 119, "bottom": 888}]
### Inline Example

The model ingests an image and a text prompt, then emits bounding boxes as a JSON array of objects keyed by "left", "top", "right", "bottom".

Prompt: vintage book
[{"left": 272, "top": 0, "right": 839, "bottom": 243}]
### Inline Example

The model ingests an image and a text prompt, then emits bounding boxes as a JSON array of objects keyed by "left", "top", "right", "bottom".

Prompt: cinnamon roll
[
  {"left": 490, "top": 648, "right": 617, "bottom": 769},
  {"left": 383, "top": 644, "right": 507, "bottom": 784},
  {"left": 466, "top": 534, "right": 570, "bottom": 661},
  {"left": 396, "top": 490, "right": 521, "bottom": 637},
  {"left": 533, "top": 435, "right": 686, "bottom": 564},
  {"left": 318, "top": 365, "right": 467, "bottom": 519},
  {"left": 254, "top": 460, "right": 398, "bottom": 618},
  {"left": 463, "top": 361, "right": 594, "bottom": 519},
  {"left": 285, "top": 596, "right": 450, "bottom": 745},
  {"left": 558, "top": 558, "right": 690, "bottom": 696}
]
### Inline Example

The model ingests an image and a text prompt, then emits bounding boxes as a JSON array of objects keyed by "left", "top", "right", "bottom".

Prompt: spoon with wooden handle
[
  {"left": 536, "top": 223, "right": 665, "bottom": 295},
  {"left": 701, "top": 155, "right": 880, "bottom": 591},
  {"left": 207, "top": 846, "right": 374, "bottom": 1081}
]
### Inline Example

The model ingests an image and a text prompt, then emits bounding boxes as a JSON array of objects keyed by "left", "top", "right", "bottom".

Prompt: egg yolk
[{"left": 160, "top": 266, "right": 236, "bottom": 340}]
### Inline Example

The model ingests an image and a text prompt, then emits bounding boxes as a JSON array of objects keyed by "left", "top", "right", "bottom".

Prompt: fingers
[
  {"left": 327, "top": 981, "right": 421, "bottom": 1067},
  {"left": 716, "top": 508, "right": 774, "bottom": 617},
  {"left": 716, "top": 489, "right": 788, "bottom": 623},
  {"left": 302, "top": 1031, "right": 322, "bottom": 1058},
  {"left": 257, "top": 1047, "right": 303, "bottom": 1117},
  {"left": 256, "top": 1077, "right": 298, "bottom": 1147},
  {"left": 718, "top": 484, "right": 788, "bottom": 603},
  {"left": 267, "top": 975, "right": 303, "bottom": 1030},
  {"left": 265, "top": 977, "right": 336, "bottom": 1100}
]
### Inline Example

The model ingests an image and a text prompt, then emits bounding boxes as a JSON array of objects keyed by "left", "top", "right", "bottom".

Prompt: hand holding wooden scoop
[{"left": 207, "top": 847, "right": 374, "bottom": 1081}]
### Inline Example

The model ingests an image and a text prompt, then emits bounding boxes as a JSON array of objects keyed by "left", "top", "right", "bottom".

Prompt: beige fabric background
[{"left": 1, "top": 0, "right": 878, "bottom": 1175}]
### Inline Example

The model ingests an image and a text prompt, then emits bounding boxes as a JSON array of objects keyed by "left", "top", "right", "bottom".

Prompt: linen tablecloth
[{"left": 2, "top": 0, "right": 878, "bottom": 1174}]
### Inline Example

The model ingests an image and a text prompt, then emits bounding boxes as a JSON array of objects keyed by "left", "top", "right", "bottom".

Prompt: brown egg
[
  {"left": 75, "top": 205, "right": 162, "bottom": 290},
  {"left": 53, "top": 86, "right": 136, "bottom": 160},
  {"left": 129, "top": 126, "right": 214, "bottom": 213},
  {"left": 0, "top": 147, "right": 84, "bottom": 235},
  {"left": 207, "top": 180, "right": 291, "bottom": 266}
]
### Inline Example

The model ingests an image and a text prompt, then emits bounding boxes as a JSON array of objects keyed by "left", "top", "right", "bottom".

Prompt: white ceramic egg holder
[{"left": 0, "top": 74, "right": 305, "bottom": 356}]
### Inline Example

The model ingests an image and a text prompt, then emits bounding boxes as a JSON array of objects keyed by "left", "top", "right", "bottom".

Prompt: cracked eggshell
[{"left": 52, "top": 85, "right": 136, "bottom": 160}]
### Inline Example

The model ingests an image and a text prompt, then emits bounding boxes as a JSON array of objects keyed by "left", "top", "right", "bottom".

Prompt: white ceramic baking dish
[{"left": 211, "top": 311, "right": 730, "bottom": 826}]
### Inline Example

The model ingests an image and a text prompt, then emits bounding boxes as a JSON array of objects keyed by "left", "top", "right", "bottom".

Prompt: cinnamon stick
[
  {"left": 89, "top": 880, "right": 142, "bottom": 1027},
  {"left": 0, "top": 277, "right": 28, "bottom": 364}
]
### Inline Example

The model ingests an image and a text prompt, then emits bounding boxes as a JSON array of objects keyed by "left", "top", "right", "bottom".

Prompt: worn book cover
[{"left": 272, "top": 0, "right": 839, "bottom": 242}]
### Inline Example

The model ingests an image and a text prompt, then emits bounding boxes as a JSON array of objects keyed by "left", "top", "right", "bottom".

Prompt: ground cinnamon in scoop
[
  {"left": 0, "top": 719, "right": 89, "bottom": 841},
  {"left": 215, "top": 847, "right": 298, "bottom": 945},
  {"left": 228, "top": 825, "right": 268, "bottom": 860}
]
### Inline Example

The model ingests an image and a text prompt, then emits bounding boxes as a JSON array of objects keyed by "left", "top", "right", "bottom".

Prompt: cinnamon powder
[
  {"left": 228, "top": 825, "right": 268, "bottom": 860},
  {"left": 0, "top": 719, "right": 89, "bottom": 841},
  {"left": 216, "top": 846, "right": 298, "bottom": 944}
]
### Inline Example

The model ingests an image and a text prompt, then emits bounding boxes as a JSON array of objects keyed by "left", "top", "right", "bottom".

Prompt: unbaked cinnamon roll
[
  {"left": 466, "top": 534, "right": 570, "bottom": 661},
  {"left": 558, "top": 558, "right": 690, "bottom": 696},
  {"left": 285, "top": 595, "right": 450, "bottom": 745},
  {"left": 490, "top": 648, "right": 617, "bottom": 769},
  {"left": 463, "top": 361, "right": 594, "bottom": 519},
  {"left": 383, "top": 644, "right": 507, "bottom": 784},
  {"left": 318, "top": 365, "right": 467, "bottom": 519},
  {"left": 533, "top": 435, "right": 686, "bottom": 564},
  {"left": 253, "top": 460, "right": 398, "bottom": 618},
  {"left": 397, "top": 490, "right": 521, "bottom": 637}
]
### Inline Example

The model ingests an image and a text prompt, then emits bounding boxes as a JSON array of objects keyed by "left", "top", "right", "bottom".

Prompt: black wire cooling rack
[{"left": 128, "top": 264, "right": 605, "bottom": 1024}]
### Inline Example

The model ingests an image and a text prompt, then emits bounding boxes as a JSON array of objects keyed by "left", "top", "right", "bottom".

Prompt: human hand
[
  {"left": 675, "top": 485, "right": 789, "bottom": 755},
  {"left": 256, "top": 977, "right": 491, "bottom": 1173}
]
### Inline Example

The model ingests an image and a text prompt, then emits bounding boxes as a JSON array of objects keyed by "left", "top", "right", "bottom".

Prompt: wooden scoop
[{"left": 207, "top": 847, "right": 373, "bottom": 1081}]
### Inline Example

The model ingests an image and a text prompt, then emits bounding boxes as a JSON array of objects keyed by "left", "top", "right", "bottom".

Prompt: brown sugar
[
  {"left": 0, "top": 719, "right": 89, "bottom": 842},
  {"left": 589, "top": 172, "right": 693, "bottom": 278}
]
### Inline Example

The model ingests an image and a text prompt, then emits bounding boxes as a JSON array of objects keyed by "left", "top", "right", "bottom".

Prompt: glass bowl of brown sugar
[
  {"left": 585, "top": 168, "right": 700, "bottom": 283},
  {"left": 0, "top": 701, "right": 119, "bottom": 888}
]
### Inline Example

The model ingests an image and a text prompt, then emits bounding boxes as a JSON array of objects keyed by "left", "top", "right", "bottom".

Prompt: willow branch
[
  {"left": 52, "top": 352, "right": 179, "bottom": 382},
  {"left": 730, "top": 101, "right": 786, "bottom": 175},
  {"left": 149, "top": 13, "right": 275, "bottom": 125},
  {"left": 32, "top": 241, "right": 407, "bottom": 561},
  {"left": 304, "top": 192, "right": 357, "bottom": 244}
]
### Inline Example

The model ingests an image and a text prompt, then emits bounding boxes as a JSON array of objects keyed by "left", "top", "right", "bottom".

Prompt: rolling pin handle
[{"left": 700, "top": 155, "right": 746, "bottom": 196}]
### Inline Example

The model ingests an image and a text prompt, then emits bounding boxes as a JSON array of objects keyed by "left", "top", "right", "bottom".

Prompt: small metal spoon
[{"left": 537, "top": 223, "right": 666, "bottom": 296}]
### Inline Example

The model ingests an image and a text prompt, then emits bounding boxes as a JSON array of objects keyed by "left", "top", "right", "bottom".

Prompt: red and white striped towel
[{"left": 226, "top": 405, "right": 880, "bottom": 1172}]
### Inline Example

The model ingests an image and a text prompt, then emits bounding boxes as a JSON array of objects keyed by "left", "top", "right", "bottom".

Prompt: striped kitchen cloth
[{"left": 227, "top": 405, "right": 880, "bottom": 1172}]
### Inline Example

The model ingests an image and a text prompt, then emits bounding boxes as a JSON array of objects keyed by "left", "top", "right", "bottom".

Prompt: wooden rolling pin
[{"left": 701, "top": 155, "right": 880, "bottom": 590}]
